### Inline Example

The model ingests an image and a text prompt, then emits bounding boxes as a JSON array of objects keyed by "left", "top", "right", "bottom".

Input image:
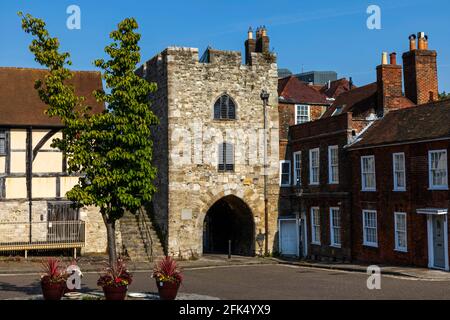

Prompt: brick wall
[
  {"left": 286, "top": 112, "right": 356, "bottom": 261},
  {"left": 350, "top": 141, "right": 450, "bottom": 267},
  {"left": 403, "top": 50, "right": 439, "bottom": 105}
]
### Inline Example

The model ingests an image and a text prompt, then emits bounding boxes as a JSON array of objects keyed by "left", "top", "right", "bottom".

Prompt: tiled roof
[
  {"left": 322, "top": 82, "right": 378, "bottom": 118},
  {"left": 278, "top": 76, "right": 330, "bottom": 105},
  {"left": 348, "top": 99, "right": 450, "bottom": 149},
  {"left": 320, "top": 78, "right": 355, "bottom": 99},
  {"left": 0, "top": 67, "right": 104, "bottom": 126}
]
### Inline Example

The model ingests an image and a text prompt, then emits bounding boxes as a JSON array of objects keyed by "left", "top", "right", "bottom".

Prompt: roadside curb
[
  {"left": 270, "top": 258, "right": 450, "bottom": 281},
  {"left": 0, "top": 259, "right": 279, "bottom": 276}
]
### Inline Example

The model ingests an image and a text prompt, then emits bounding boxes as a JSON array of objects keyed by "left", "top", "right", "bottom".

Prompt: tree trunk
[{"left": 102, "top": 213, "right": 117, "bottom": 266}]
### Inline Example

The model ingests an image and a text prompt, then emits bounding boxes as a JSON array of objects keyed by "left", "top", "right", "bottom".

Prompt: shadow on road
[{"left": 0, "top": 280, "right": 42, "bottom": 296}]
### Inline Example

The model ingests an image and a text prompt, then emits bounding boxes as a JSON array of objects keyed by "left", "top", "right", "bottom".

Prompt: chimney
[
  {"left": 255, "top": 26, "right": 270, "bottom": 54},
  {"left": 349, "top": 77, "right": 354, "bottom": 90},
  {"left": 409, "top": 34, "right": 417, "bottom": 51},
  {"left": 377, "top": 51, "right": 403, "bottom": 116},
  {"left": 381, "top": 52, "right": 388, "bottom": 65},
  {"left": 418, "top": 32, "right": 428, "bottom": 50},
  {"left": 245, "top": 27, "right": 256, "bottom": 65},
  {"left": 390, "top": 52, "right": 397, "bottom": 65},
  {"left": 402, "top": 32, "right": 438, "bottom": 105}
]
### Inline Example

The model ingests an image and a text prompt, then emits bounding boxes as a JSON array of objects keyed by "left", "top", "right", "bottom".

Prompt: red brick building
[
  {"left": 279, "top": 32, "right": 449, "bottom": 270},
  {"left": 348, "top": 100, "right": 449, "bottom": 269},
  {"left": 277, "top": 75, "right": 332, "bottom": 256}
]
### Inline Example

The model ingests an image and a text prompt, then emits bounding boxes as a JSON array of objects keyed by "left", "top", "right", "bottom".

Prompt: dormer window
[{"left": 214, "top": 95, "right": 236, "bottom": 120}]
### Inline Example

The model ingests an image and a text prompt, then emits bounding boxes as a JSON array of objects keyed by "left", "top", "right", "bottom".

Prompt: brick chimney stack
[
  {"left": 245, "top": 27, "right": 256, "bottom": 65},
  {"left": 377, "top": 51, "right": 403, "bottom": 116},
  {"left": 255, "top": 26, "right": 270, "bottom": 54},
  {"left": 402, "top": 32, "right": 438, "bottom": 105}
]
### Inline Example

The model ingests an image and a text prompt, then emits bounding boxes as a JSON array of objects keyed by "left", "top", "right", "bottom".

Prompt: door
[
  {"left": 280, "top": 220, "right": 298, "bottom": 256},
  {"left": 433, "top": 216, "right": 446, "bottom": 268}
]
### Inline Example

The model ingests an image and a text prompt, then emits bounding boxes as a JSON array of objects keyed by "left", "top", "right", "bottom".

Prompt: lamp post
[
  {"left": 260, "top": 90, "right": 270, "bottom": 256},
  {"left": 294, "top": 179, "right": 304, "bottom": 258}
]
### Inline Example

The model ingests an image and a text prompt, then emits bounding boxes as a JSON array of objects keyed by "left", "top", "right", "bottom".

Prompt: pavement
[{"left": 1, "top": 253, "right": 450, "bottom": 281}]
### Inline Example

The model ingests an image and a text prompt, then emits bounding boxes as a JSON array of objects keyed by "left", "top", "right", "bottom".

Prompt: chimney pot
[
  {"left": 418, "top": 32, "right": 428, "bottom": 50},
  {"left": 247, "top": 27, "right": 253, "bottom": 40},
  {"left": 409, "top": 34, "right": 417, "bottom": 51},
  {"left": 381, "top": 52, "right": 388, "bottom": 65},
  {"left": 390, "top": 52, "right": 397, "bottom": 65},
  {"left": 261, "top": 27, "right": 267, "bottom": 37}
]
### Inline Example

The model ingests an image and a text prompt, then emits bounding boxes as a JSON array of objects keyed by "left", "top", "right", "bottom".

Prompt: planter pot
[
  {"left": 41, "top": 281, "right": 65, "bottom": 301},
  {"left": 102, "top": 285, "right": 128, "bottom": 301},
  {"left": 156, "top": 280, "right": 180, "bottom": 300}
]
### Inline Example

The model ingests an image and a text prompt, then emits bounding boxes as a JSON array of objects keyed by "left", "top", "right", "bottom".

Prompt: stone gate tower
[{"left": 137, "top": 27, "right": 279, "bottom": 258}]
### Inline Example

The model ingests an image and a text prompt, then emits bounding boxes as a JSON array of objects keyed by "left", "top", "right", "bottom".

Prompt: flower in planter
[
  {"left": 152, "top": 256, "right": 183, "bottom": 285},
  {"left": 40, "top": 258, "right": 69, "bottom": 300},
  {"left": 97, "top": 258, "right": 133, "bottom": 288},
  {"left": 41, "top": 258, "right": 68, "bottom": 285}
]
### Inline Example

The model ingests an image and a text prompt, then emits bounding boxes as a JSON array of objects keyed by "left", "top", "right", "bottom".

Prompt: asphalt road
[{"left": 1, "top": 264, "right": 450, "bottom": 300}]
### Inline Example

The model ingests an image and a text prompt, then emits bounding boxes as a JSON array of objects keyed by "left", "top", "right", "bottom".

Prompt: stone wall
[
  {"left": 0, "top": 200, "right": 110, "bottom": 254},
  {"left": 142, "top": 46, "right": 280, "bottom": 257}
]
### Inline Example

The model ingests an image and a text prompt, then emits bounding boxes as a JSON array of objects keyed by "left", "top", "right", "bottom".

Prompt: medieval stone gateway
[{"left": 203, "top": 195, "right": 255, "bottom": 256}]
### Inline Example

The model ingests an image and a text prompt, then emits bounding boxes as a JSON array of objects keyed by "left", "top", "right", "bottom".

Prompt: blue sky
[{"left": 1, "top": 0, "right": 449, "bottom": 91}]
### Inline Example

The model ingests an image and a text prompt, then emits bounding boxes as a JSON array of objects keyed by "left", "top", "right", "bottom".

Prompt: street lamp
[{"left": 260, "top": 89, "right": 270, "bottom": 256}]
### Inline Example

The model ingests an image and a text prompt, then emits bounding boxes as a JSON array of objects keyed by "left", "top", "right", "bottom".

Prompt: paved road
[{"left": 1, "top": 264, "right": 450, "bottom": 300}]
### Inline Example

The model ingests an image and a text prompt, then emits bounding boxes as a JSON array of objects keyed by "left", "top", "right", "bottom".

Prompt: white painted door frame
[
  {"left": 427, "top": 214, "right": 449, "bottom": 271},
  {"left": 278, "top": 218, "right": 299, "bottom": 257}
]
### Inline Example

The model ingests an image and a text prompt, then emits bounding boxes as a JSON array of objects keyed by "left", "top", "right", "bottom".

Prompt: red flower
[{"left": 115, "top": 277, "right": 122, "bottom": 284}]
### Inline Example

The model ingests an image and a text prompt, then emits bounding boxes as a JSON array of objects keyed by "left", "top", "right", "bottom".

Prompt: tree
[
  {"left": 439, "top": 91, "right": 450, "bottom": 101},
  {"left": 19, "top": 13, "right": 159, "bottom": 265}
]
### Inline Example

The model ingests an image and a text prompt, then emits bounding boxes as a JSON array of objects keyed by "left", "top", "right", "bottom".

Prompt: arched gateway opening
[{"left": 203, "top": 195, "right": 255, "bottom": 256}]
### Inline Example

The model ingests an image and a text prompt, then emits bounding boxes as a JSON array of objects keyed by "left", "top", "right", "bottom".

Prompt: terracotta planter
[
  {"left": 156, "top": 280, "right": 180, "bottom": 300},
  {"left": 102, "top": 285, "right": 128, "bottom": 301},
  {"left": 41, "top": 281, "right": 65, "bottom": 301}
]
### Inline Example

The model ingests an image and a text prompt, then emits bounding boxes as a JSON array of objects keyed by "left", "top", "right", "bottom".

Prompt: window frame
[
  {"left": 295, "top": 104, "right": 311, "bottom": 125},
  {"left": 310, "top": 207, "right": 321, "bottom": 245},
  {"left": 218, "top": 142, "right": 235, "bottom": 172},
  {"left": 0, "top": 130, "right": 7, "bottom": 156},
  {"left": 361, "top": 155, "right": 376, "bottom": 191},
  {"left": 213, "top": 95, "right": 236, "bottom": 120},
  {"left": 428, "top": 150, "right": 448, "bottom": 190},
  {"left": 329, "top": 207, "right": 341, "bottom": 248},
  {"left": 393, "top": 152, "right": 406, "bottom": 192},
  {"left": 293, "top": 151, "right": 302, "bottom": 186},
  {"left": 394, "top": 212, "right": 408, "bottom": 253},
  {"left": 362, "top": 210, "right": 378, "bottom": 248},
  {"left": 328, "top": 145, "right": 339, "bottom": 184},
  {"left": 280, "top": 160, "right": 291, "bottom": 187},
  {"left": 309, "top": 148, "right": 320, "bottom": 186}
]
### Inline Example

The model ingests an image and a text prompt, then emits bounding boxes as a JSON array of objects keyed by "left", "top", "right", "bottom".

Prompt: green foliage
[
  {"left": 19, "top": 13, "right": 159, "bottom": 224},
  {"left": 439, "top": 91, "right": 450, "bottom": 101}
]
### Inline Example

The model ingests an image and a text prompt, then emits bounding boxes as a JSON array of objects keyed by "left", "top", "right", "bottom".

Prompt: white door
[
  {"left": 280, "top": 220, "right": 298, "bottom": 256},
  {"left": 433, "top": 216, "right": 446, "bottom": 268}
]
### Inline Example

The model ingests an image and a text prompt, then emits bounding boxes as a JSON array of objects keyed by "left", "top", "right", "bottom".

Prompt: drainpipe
[{"left": 260, "top": 90, "right": 270, "bottom": 255}]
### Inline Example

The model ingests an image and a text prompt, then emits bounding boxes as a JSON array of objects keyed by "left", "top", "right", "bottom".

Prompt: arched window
[
  {"left": 218, "top": 142, "right": 234, "bottom": 172},
  {"left": 214, "top": 95, "right": 236, "bottom": 120}
]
